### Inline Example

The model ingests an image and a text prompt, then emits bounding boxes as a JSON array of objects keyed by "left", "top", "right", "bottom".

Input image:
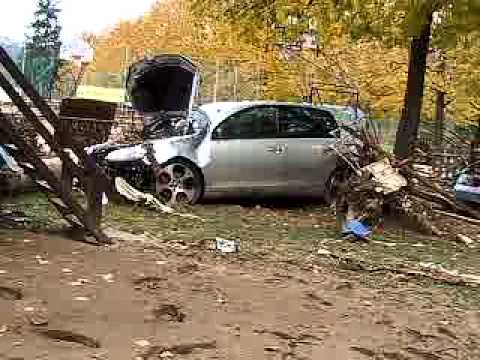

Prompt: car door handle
[{"left": 266, "top": 145, "right": 287, "bottom": 154}]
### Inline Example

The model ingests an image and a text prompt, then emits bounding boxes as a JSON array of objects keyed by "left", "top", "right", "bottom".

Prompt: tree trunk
[{"left": 394, "top": 13, "right": 433, "bottom": 159}]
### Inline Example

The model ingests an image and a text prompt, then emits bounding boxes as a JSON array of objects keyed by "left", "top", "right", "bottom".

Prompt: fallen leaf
[
  {"left": 159, "top": 351, "right": 174, "bottom": 358},
  {"left": 413, "top": 243, "right": 426, "bottom": 247},
  {"left": 99, "top": 274, "right": 114, "bottom": 283},
  {"left": 35, "top": 256, "right": 49, "bottom": 265},
  {"left": 317, "top": 248, "right": 332, "bottom": 256},
  {"left": 134, "top": 339, "right": 151, "bottom": 347},
  {"left": 70, "top": 278, "right": 90, "bottom": 286}
]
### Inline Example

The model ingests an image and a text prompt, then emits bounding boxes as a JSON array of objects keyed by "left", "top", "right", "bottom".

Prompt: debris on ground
[
  {"left": 140, "top": 340, "right": 217, "bottom": 359},
  {"left": 0, "top": 286, "right": 23, "bottom": 301},
  {"left": 151, "top": 304, "right": 186, "bottom": 323},
  {"left": 215, "top": 237, "right": 240, "bottom": 254},
  {"left": 455, "top": 234, "right": 475, "bottom": 247},
  {"left": 333, "top": 121, "right": 480, "bottom": 241},
  {"left": 115, "top": 177, "right": 202, "bottom": 220},
  {"left": 24, "top": 300, "right": 49, "bottom": 326},
  {"left": 35, "top": 255, "right": 49, "bottom": 265},
  {"left": 34, "top": 329, "right": 101, "bottom": 348},
  {"left": 0, "top": 209, "right": 30, "bottom": 229},
  {"left": 316, "top": 249, "right": 480, "bottom": 287}
]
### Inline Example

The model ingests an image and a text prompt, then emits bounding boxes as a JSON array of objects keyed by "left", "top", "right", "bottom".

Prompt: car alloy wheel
[{"left": 155, "top": 160, "right": 203, "bottom": 204}]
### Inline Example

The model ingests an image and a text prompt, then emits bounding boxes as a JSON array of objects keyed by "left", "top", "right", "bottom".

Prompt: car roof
[{"left": 199, "top": 101, "right": 334, "bottom": 128}]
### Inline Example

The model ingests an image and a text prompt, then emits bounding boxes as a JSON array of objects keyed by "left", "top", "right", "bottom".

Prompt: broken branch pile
[{"left": 333, "top": 120, "right": 479, "bottom": 240}]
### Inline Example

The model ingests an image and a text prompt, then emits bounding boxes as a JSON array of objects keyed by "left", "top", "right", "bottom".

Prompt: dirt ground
[{"left": 0, "top": 196, "right": 480, "bottom": 359}]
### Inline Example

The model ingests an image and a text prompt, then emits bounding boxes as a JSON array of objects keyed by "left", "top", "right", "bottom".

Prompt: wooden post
[
  {"left": 85, "top": 170, "right": 103, "bottom": 229},
  {"left": 213, "top": 58, "right": 220, "bottom": 103},
  {"left": 233, "top": 64, "right": 238, "bottom": 101},
  {"left": 434, "top": 90, "right": 445, "bottom": 147},
  {"left": 61, "top": 162, "right": 73, "bottom": 199}
]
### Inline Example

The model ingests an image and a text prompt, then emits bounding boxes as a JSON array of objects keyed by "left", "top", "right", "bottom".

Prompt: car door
[
  {"left": 276, "top": 106, "right": 339, "bottom": 195},
  {"left": 203, "top": 105, "right": 288, "bottom": 194}
]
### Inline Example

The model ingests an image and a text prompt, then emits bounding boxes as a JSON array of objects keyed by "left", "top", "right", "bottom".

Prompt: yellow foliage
[{"left": 85, "top": 0, "right": 479, "bottom": 122}]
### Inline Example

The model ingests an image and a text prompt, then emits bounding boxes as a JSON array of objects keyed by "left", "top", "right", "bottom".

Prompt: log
[{"left": 433, "top": 209, "right": 480, "bottom": 226}]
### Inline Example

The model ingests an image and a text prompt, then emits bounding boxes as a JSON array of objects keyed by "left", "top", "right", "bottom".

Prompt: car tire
[{"left": 154, "top": 158, "right": 204, "bottom": 205}]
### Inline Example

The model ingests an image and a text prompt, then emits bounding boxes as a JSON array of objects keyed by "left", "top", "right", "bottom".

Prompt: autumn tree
[
  {"left": 27, "top": 0, "right": 62, "bottom": 50},
  {"left": 24, "top": 0, "right": 62, "bottom": 97},
  {"left": 188, "top": 0, "right": 480, "bottom": 157}
]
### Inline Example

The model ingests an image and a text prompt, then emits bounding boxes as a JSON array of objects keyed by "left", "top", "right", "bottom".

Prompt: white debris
[
  {"left": 456, "top": 234, "right": 475, "bottom": 248},
  {"left": 70, "top": 278, "right": 90, "bottom": 286},
  {"left": 99, "top": 273, "right": 115, "bottom": 283},
  {"left": 420, "top": 263, "right": 480, "bottom": 285},
  {"left": 215, "top": 237, "right": 240, "bottom": 254},
  {"left": 317, "top": 248, "right": 332, "bottom": 256},
  {"left": 35, "top": 255, "right": 49, "bottom": 265},
  {"left": 412, "top": 243, "right": 426, "bottom": 247},
  {"left": 159, "top": 351, "right": 174, "bottom": 358},
  {"left": 115, "top": 177, "right": 203, "bottom": 220},
  {"left": 116, "top": 177, "right": 175, "bottom": 213},
  {"left": 73, "top": 296, "right": 90, "bottom": 301},
  {"left": 363, "top": 158, "right": 407, "bottom": 195},
  {"left": 102, "top": 193, "right": 109, "bottom": 206},
  {"left": 62, "top": 268, "right": 73, "bottom": 274},
  {"left": 0, "top": 270, "right": 7, "bottom": 275}
]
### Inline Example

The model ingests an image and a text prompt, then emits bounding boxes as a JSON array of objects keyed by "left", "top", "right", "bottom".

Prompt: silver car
[
  {"left": 201, "top": 101, "right": 339, "bottom": 199},
  {"left": 90, "top": 56, "right": 340, "bottom": 204},
  {"left": 96, "top": 101, "right": 340, "bottom": 204}
]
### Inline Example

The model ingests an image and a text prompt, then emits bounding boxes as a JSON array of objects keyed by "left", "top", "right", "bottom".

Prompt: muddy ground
[{"left": 0, "top": 194, "right": 479, "bottom": 359}]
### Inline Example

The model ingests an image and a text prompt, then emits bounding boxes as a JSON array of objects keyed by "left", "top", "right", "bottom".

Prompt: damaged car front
[{"left": 89, "top": 54, "right": 211, "bottom": 204}]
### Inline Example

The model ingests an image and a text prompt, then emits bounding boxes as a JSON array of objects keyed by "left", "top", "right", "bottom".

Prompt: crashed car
[
  {"left": 89, "top": 55, "right": 341, "bottom": 204},
  {"left": 454, "top": 162, "right": 480, "bottom": 205}
]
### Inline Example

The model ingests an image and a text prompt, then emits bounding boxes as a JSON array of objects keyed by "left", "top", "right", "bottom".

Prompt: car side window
[
  {"left": 278, "top": 106, "right": 337, "bottom": 138},
  {"left": 308, "top": 108, "right": 338, "bottom": 137},
  {"left": 212, "top": 106, "right": 278, "bottom": 140}
]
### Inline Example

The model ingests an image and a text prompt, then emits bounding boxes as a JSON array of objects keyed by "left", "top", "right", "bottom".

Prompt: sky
[{"left": 0, "top": 0, "right": 158, "bottom": 42}]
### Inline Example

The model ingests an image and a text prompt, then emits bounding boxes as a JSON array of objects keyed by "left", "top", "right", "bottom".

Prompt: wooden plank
[{"left": 57, "top": 98, "right": 116, "bottom": 148}]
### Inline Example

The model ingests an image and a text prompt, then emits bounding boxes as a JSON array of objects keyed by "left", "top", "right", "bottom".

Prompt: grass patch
[{"left": 2, "top": 192, "right": 479, "bottom": 307}]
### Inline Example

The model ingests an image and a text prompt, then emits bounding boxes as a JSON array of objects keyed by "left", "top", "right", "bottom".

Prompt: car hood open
[{"left": 126, "top": 54, "right": 199, "bottom": 114}]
